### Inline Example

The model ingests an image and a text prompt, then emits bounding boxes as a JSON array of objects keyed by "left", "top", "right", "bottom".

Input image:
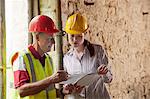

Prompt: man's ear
[{"left": 36, "top": 34, "right": 40, "bottom": 41}]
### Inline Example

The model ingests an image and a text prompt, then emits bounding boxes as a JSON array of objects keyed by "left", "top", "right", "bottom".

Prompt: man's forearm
[{"left": 18, "top": 77, "right": 54, "bottom": 97}]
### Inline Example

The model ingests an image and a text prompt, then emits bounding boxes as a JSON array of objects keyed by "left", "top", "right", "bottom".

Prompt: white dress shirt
[{"left": 63, "top": 43, "right": 112, "bottom": 99}]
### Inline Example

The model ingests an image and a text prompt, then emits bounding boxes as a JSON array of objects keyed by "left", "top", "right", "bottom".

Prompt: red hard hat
[{"left": 29, "top": 15, "right": 59, "bottom": 35}]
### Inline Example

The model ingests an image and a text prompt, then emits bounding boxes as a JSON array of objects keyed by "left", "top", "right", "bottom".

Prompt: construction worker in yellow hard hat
[
  {"left": 62, "top": 13, "right": 113, "bottom": 99},
  {"left": 11, "top": 15, "right": 68, "bottom": 99}
]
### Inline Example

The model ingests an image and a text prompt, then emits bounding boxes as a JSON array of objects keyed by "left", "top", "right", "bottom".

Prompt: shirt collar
[{"left": 28, "top": 44, "right": 46, "bottom": 59}]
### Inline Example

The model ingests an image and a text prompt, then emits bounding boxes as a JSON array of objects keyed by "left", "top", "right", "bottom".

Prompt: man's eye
[
  {"left": 48, "top": 37, "right": 54, "bottom": 41},
  {"left": 71, "top": 35, "right": 74, "bottom": 37}
]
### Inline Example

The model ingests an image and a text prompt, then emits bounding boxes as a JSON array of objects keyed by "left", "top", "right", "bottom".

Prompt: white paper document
[{"left": 60, "top": 73, "right": 100, "bottom": 86}]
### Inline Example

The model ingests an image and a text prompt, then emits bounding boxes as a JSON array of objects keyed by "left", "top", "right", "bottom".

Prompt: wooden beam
[
  {"left": 28, "top": 0, "right": 40, "bottom": 44},
  {"left": 0, "top": 0, "right": 6, "bottom": 99}
]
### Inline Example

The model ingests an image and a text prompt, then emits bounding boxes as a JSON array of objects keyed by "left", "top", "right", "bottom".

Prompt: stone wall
[{"left": 61, "top": 0, "right": 150, "bottom": 99}]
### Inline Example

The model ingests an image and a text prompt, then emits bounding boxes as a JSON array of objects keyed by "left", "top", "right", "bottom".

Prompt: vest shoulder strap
[
  {"left": 23, "top": 50, "right": 36, "bottom": 82},
  {"left": 46, "top": 53, "right": 54, "bottom": 72}
]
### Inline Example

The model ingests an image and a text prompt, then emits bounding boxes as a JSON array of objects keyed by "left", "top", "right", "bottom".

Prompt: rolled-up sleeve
[{"left": 12, "top": 54, "right": 30, "bottom": 88}]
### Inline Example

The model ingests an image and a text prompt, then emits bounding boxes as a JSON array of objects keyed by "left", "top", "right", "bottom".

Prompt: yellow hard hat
[{"left": 65, "top": 13, "right": 88, "bottom": 34}]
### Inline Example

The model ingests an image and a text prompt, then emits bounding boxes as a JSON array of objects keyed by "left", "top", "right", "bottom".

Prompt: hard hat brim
[
  {"left": 65, "top": 27, "right": 88, "bottom": 35},
  {"left": 48, "top": 28, "right": 60, "bottom": 35},
  {"left": 29, "top": 28, "right": 59, "bottom": 35}
]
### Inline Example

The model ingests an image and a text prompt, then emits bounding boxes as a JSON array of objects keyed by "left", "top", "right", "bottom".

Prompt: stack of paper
[{"left": 60, "top": 73, "right": 100, "bottom": 86}]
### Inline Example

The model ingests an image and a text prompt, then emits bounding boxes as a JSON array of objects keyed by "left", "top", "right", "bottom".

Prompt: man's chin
[
  {"left": 45, "top": 48, "right": 51, "bottom": 52},
  {"left": 47, "top": 49, "right": 51, "bottom": 52}
]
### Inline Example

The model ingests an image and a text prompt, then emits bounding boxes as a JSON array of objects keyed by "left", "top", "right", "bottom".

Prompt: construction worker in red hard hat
[
  {"left": 62, "top": 13, "right": 113, "bottom": 99},
  {"left": 11, "top": 15, "right": 68, "bottom": 99}
]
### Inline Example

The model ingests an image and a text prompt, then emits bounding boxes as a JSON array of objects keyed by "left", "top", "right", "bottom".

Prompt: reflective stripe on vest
[{"left": 25, "top": 53, "right": 36, "bottom": 82}]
